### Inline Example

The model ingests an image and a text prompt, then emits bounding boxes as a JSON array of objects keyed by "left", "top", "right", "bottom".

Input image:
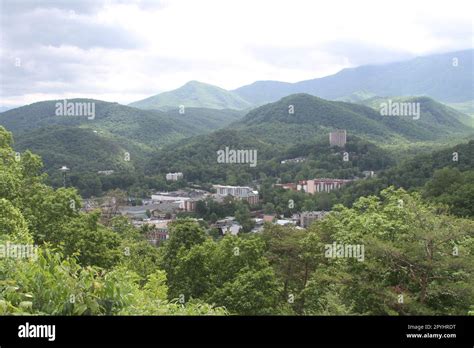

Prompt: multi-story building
[
  {"left": 299, "top": 211, "right": 328, "bottom": 228},
  {"left": 329, "top": 130, "right": 347, "bottom": 147},
  {"left": 165, "top": 172, "right": 183, "bottom": 181},
  {"left": 143, "top": 220, "right": 170, "bottom": 245},
  {"left": 151, "top": 190, "right": 207, "bottom": 212},
  {"left": 213, "top": 185, "right": 259, "bottom": 205},
  {"left": 297, "top": 178, "right": 352, "bottom": 194}
]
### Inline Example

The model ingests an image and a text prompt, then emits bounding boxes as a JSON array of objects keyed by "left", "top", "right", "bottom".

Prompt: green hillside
[
  {"left": 129, "top": 81, "right": 252, "bottom": 110},
  {"left": 235, "top": 94, "right": 472, "bottom": 144},
  {"left": 15, "top": 125, "right": 134, "bottom": 168},
  {"left": 145, "top": 93, "right": 472, "bottom": 185},
  {"left": 359, "top": 96, "right": 474, "bottom": 127},
  {"left": 0, "top": 99, "right": 245, "bottom": 148},
  {"left": 146, "top": 128, "right": 395, "bottom": 185}
]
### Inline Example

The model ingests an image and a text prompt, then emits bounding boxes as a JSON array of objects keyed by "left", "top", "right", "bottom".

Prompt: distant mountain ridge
[
  {"left": 127, "top": 50, "right": 473, "bottom": 112},
  {"left": 233, "top": 49, "right": 474, "bottom": 105},
  {"left": 129, "top": 81, "right": 252, "bottom": 111}
]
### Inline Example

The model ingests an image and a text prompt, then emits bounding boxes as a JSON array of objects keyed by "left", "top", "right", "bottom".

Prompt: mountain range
[
  {"left": 126, "top": 49, "right": 473, "bottom": 112},
  {"left": 1, "top": 49, "right": 473, "bottom": 184},
  {"left": 232, "top": 49, "right": 473, "bottom": 105}
]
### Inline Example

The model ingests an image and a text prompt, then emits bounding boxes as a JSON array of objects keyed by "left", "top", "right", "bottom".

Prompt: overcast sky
[{"left": 0, "top": 0, "right": 472, "bottom": 107}]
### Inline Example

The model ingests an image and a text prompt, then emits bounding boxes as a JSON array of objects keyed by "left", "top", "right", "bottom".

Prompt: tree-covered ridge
[
  {"left": 1, "top": 91, "right": 472, "bottom": 196},
  {"left": 0, "top": 99, "right": 245, "bottom": 148},
  {"left": 359, "top": 96, "right": 474, "bottom": 127},
  {"left": 146, "top": 127, "right": 395, "bottom": 186},
  {"left": 236, "top": 94, "right": 472, "bottom": 144},
  {"left": 129, "top": 81, "right": 252, "bottom": 110},
  {"left": 333, "top": 139, "right": 474, "bottom": 215},
  {"left": 14, "top": 126, "right": 137, "bottom": 174}
]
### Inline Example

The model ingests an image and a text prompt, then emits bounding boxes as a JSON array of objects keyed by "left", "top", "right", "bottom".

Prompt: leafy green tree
[
  {"left": 302, "top": 187, "right": 474, "bottom": 315},
  {"left": 235, "top": 201, "right": 255, "bottom": 232},
  {"left": 160, "top": 219, "right": 208, "bottom": 298},
  {"left": 165, "top": 229, "right": 280, "bottom": 314}
]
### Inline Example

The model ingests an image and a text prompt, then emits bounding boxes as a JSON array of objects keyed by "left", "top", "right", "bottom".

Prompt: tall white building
[
  {"left": 329, "top": 130, "right": 347, "bottom": 147},
  {"left": 166, "top": 172, "right": 183, "bottom": 181}
]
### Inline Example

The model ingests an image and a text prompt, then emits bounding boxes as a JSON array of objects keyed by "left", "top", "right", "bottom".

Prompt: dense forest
[{"left": 1, "top": 126, "right": 473, "bottom": 315}]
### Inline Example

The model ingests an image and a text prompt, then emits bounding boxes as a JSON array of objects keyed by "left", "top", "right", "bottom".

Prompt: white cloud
[{"left": 0, "top": 0, "right": 472, "bottom": 107}]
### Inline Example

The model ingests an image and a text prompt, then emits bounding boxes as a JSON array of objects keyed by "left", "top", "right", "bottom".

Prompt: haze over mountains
[
  {"left": 127, "top": 50, "right": 474, "bottom": 112},
  {"left": 232, "top": 49, "right": 473, "bottom": 105}
]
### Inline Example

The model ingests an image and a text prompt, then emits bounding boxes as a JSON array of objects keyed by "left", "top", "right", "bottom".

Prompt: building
[
  {"left": 299, "top": 211, "right": 329, "bottom": 228},
  {"left": 274, "top": 183, "right": 297, "bottom": 191},
  {"left": 213, "top": 185, "right": 259, "bottom": 205},
  {"left": 263, "top": 214, "right": 276, "bottom": 223},
  {"left": 297, "top": 178, "right": 352, "bottom": 194},
  {"left": 214, "top": 217, "right": 242, "bottom": 236},
  {"left": 151, "top": 190, "right": 207, "bottom": 212},
  {"left": 143, "top": 220, "right": 171, "bottom": 245},
  {"left": 165, "top": 172, "right": 183, "bottom": 181},
  {"left": 119, "top": 204, "right": 165, "bottom": 219},
  {"left": 329, "top": 130, "right": 347, "bottom": 147},
  {"left": 275, "top": 219, "right": 296, "bottom": 226},
  {"left": 362, "top": 170, "right": 376, "bottom": 178}
]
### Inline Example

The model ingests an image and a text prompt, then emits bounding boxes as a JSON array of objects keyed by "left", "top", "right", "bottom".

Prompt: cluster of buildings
[
  {"left": 114, "top": 185, "right": 260, "bottom": 244},
  {"left": 250, "top": 211, "right": 329, "bottom": 232},
  {"left": 275, "top": 178, "right": 352, "bottom": 194},
  {"left": 211, "top": 210, "right": 329, "bottom": 235}
]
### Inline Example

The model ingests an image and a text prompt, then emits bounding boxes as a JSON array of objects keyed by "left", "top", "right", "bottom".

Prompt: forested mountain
[
  {"left": 0, "top": 99, "right": 245, "bottom": 148},
  {"left": 233, "top": 49, "right": 474, "bottom": 105},
  {"left": 357, "top": 96, "right": 473, "bottom": 127},
  {"left": 14, "top": 126, "right": 140, "bottom": 177},
  {"left": 3, "top": 91, "right": 472, "bottom": 194},
  {"left": 233, "top": 94, "right": 472, "bottom": 144},
  {"left": 129, "top": 81, "right": 252, "bottom": 110},
  {"left": 144, "top": 92, "right": 473, "bottom": 187}
]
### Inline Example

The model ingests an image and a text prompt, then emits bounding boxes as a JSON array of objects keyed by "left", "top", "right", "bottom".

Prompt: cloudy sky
[{"left": 0, "top": 0, "right": 472, "bottom": 107}]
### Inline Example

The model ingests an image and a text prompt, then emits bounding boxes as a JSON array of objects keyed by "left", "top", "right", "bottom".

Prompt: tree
[
  {"left": 301, "top": 187, "right": 474, "bottom": 315},
  {"left": 165, "top": 229, "right": 280, "bottom": 314},
  {"left": 234, "top": 201, "right": 255, "bottom": 232},
  {"left": 160, "top": 219, "right": 208, "bottom": 298}
]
